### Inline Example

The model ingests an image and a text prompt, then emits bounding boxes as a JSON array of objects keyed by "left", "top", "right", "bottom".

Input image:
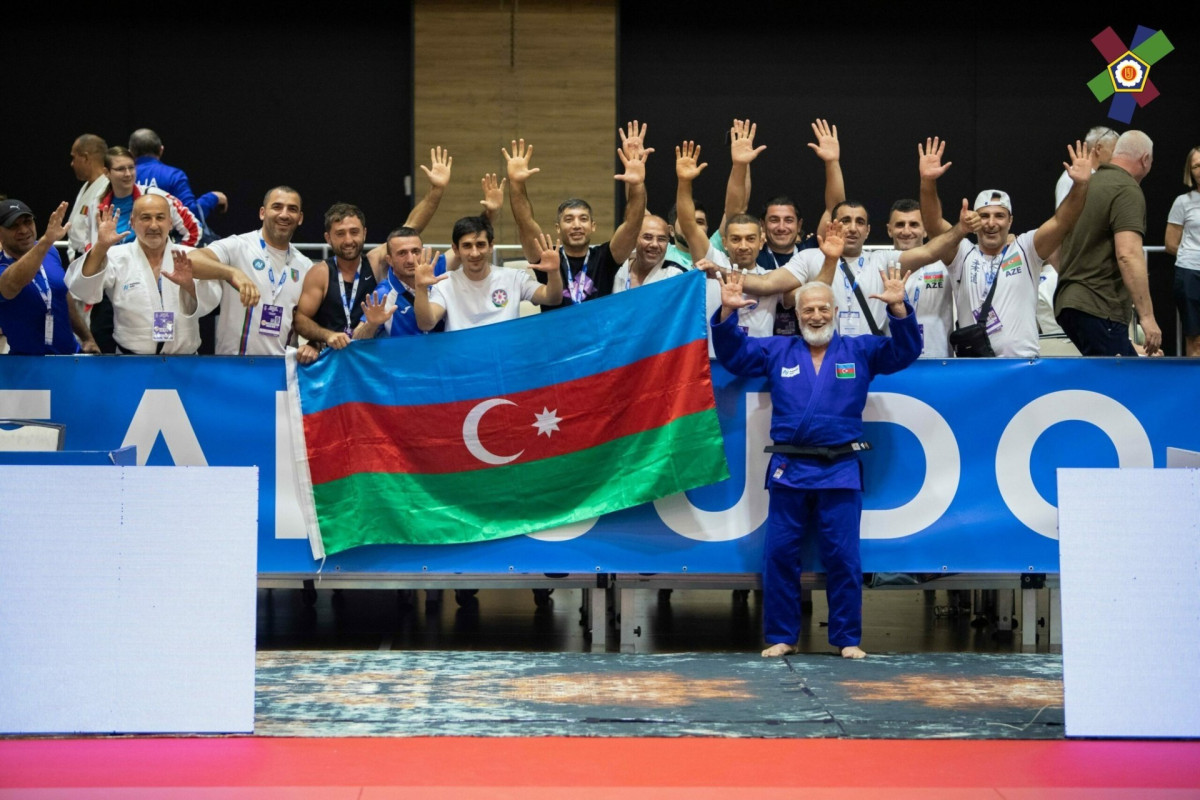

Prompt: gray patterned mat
[{"left": 255, "top": 651, "right": 1064, "bottom": 738}]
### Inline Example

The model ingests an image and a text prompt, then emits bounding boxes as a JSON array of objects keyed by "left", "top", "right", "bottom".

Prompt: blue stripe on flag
[{"left": 299, "top": 269, "right": 707, "bottom": 414}]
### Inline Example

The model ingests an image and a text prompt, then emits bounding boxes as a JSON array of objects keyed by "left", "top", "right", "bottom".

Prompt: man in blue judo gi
[{"left": 711, "top": 265, "right": 920, "bottom": 659}]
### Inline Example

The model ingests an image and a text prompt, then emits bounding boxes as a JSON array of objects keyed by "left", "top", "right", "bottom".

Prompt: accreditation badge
[
  {"left": 152, "top": 311, "right": 176, "bottom": 341},
  {"left": 259, "top": 304, "right": 284, "bottom": 337}
]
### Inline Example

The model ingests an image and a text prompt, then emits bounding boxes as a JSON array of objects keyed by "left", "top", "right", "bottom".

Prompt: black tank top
[{"left": 315, "top": 258, "right": 378, "bottom": 333}]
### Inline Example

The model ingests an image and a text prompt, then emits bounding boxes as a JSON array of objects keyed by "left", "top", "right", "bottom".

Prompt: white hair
[
  {"left": 1084, "top": 126, "right": 1119, "bottom": 148},
  {"left": 1113, "top": 130, "right": 1153, "bottom": 161},
  {"left": 795, "top": 280, "right": 835, "bottom": 308}
]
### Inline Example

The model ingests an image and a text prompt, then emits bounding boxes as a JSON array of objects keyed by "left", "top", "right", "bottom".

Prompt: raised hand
[
  {"left": 675, "top": 141, "right": 708, "bottom": 182},
  {"left": 162, "top": 249, "right": 195, "bottom": 287},
  {"left": 414, "top": 248, "right": 447, "bottom": 289},
  {"left": 361, "top": 293, "right": 397, "bottom": 327},
  {"left": 43, "top": 201, "right": 70, "bottom": 243},
  {"left": 806, "top": 118, "right": 839, "bottom": 163},
  {"left": 502, "top": 139, "right": 540, "bottom": 185},
  {"left": 869, "top": 262, "right": 911, "bottom": 309},
  {"left": 1065, "top": 140, "right": 1093, "bottom": 186},
  {"left": 717, "top": 269, "right": 757, "bottom": 311},
  {"left": 419, "top": 146, "right": 452, "bottom": 190},
  {"left": 918, "top": 137, "right": 952, "bottom": 180},
  {"left": 615, "top": 145, "right": 651, "bottom": 185},
  {"left": 619, "top": 120, "right": 649, "bottom": 160},
  {"left": 480, "top": 173, "right": 506, "bottom": 214},
  {"left": 730, "top": 119, "right": 767, "bottom": 165},
  {"left": 530, "top": 234, "right": 561, "bottom": 273},
  {"left": 819, "top": 218, "right": 846, "bottom": 261},
  {"left": 956, "top": 198, "right": 982, "bottom": 234},
  {"left": 95, "top": 206, "right": 124, "bottom": 249}
]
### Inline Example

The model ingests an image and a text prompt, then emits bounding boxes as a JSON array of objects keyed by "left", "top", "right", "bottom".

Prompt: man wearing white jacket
[{"left": 67, "top": 195, "right": 220, "bottom": 354}]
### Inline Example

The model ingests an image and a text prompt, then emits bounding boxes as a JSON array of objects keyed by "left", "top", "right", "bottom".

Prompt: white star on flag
[{"left": 532, "top": 407, "right": 562, "bottom": 438}]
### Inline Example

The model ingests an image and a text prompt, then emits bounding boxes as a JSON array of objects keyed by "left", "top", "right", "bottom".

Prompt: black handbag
[
  {"left": 949, "top": 258, "right": 1002, "bottom": 358},
  {"left": 948, "top": 322, "right": 995, "bottom": 357}
]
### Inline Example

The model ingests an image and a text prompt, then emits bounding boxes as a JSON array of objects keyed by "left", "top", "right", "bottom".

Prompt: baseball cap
[
  {"left": 0, "top": 199, "right": 34, "bottom": 227},
  {"left": 973, "top": 190, "right": 1012, "bottom": 214}
]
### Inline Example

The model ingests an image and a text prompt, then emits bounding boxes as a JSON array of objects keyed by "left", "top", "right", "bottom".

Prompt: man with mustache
[
  {"left": 0, "top": 199, "right": 97, "bottom": 354},
  {"left": 66, "top": 195, "right": 219, "bottom": 354},
  {"left": 711, "top": 260, "right": 920, "bottom": 660},
  {"left": 612, "top": 215, "right": 684, "bottom": 293},
  {"left": 919, "top": 138, "right": 1093, "bottom": 357}
]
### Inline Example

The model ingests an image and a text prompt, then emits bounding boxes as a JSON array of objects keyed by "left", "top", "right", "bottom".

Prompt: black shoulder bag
[{"left": 948, "top": 258, "right": 1001, "bottom": 357}]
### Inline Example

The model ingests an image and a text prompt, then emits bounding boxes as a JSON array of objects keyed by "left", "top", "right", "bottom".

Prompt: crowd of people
[
  {"left": 0, "top": 122, "right": 1186, "bottom": 360},
  {"left": 0, "top": 120, "right": 1190, "bottom": 657}
]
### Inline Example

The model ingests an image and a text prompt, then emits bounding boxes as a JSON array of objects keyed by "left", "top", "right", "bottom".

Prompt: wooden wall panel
[{"left": 414, "top": 0, "right": 617, "bottom": 248}]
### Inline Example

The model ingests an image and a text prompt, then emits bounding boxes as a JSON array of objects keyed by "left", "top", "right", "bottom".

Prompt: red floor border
[{"left": 2, "top": 738, "right": 1199, "bottom": 790}]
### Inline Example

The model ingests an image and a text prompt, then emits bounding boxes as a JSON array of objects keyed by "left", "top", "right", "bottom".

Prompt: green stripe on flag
[
  {"left": 1133, "top": 31, "right": 1173, "bottom": 64},
  {"left": 1088, "top": 71, "right": 1114, "bottom": 101},
  {"left": 312, "top": 410, "right": 730, "bottom": 553}
]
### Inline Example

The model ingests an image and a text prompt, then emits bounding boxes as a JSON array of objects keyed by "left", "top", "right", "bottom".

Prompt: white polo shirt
[{"left": 205, "top": 231, "right": 312, "bottom": 355}]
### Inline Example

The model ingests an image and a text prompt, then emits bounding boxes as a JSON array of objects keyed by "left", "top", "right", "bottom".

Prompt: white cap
[{"left": 973, "top": 190, "right": 1012, "bottom": 214}]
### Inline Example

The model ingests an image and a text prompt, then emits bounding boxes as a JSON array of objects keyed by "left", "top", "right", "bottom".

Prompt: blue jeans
[{"left": 1056, "top": 307, "right": 1137, "bottom": 356}]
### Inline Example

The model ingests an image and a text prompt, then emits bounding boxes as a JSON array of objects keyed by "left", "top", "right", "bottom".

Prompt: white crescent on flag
[{"left": 462, "top": 398, "right": 524, "bottom": 465}]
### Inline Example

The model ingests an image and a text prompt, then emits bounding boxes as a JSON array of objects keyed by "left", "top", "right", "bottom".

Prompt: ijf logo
[
  {"left": 1087, "top": 25, "right": 1173, "bottom": 124},
  {"left": 253, "top": 258, "right": 266, "bottom": 271},
  {"left": 491, "top": 289, "right": 509, "bottom": 308}
]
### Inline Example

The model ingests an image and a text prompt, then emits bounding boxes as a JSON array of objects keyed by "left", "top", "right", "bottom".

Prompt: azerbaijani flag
[{"left": 287, "top": 269, "right": 729, "bottom": 558}]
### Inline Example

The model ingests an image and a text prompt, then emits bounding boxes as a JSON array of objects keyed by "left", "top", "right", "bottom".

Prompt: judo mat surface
[{"left": 254, "top": 650, "right": 1065, "bottom": 738}]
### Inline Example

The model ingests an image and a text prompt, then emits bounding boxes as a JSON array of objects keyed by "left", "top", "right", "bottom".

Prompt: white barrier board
[
  {"left": 0, "top": 466, "right": 258, "bottom": 734},
  {"left": 1058, "top": 467, "right": 1200, "bottom": 737}
]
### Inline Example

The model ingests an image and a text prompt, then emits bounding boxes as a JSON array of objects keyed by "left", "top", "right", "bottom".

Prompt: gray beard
[{"left": 800, "top": 325, "right": 834, "bottom": 347}]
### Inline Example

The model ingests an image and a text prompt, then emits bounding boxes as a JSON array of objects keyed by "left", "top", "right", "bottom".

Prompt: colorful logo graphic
[
  {"left": 835, "top": 363, "right": 856, "bottom": 380},
  {"left": 1087, "top": 25, "right": 1173, "bottom": 124}
]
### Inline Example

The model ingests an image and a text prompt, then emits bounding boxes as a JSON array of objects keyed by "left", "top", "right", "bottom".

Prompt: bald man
[{"left": 67, "top": 195, "right": 222, "bottom": 354}]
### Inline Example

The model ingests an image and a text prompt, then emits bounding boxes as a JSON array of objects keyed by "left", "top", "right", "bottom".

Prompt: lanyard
[
  {"left": 259, "top": 238, "right": 291, "bottom": 302},
  {"left": 562, "top": 245, "right": 594, "bottom": 304},
  {"left": 840, "top": 256, "right": 865, "bottom": 300},
  {"left": 32, "top": 266, "right": 52, "bottom": 313},
  {"left": 338, "top": 265, "right": 361, "bottom": 332}
]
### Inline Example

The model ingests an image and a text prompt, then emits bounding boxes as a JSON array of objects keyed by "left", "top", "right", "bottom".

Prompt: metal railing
[{"left": 44, "top": 242, "right": 1185, "bottom": 354}]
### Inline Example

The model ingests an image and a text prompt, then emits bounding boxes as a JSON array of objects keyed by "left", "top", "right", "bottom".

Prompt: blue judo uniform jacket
[{"left": 710, "top": 303, "right": 922, "bottom": 489}]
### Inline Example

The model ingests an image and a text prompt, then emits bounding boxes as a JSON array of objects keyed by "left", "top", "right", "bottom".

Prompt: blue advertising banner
[{"left": 2, "top": 355, "right": 1196, "bottom": 574}]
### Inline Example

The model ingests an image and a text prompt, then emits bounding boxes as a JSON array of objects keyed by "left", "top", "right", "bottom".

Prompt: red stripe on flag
[
  {"left": 1092, "top": 26, "right": 1127, "bottom": 62},
  {"left": 304, "top": 339, "right": 715, "bottom": 483},
  {"left": 1135, "top": 81, "right": 1159, "bottom": 106}
]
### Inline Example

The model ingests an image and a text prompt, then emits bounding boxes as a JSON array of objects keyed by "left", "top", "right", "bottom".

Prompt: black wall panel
[
  {"left": 619, "top": 6, "right": 1196, "bottom": 245},
  {"left": 6, "top": 8, "right": 415, "bottom": 244}
]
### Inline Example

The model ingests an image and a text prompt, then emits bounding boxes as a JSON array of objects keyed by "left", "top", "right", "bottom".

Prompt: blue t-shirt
[
  {"left": 371, "top": 266, "right": 445, "bottom": 337},
  {"left": 111, "top": 194, "right": 136, "bottom": 243},
  {"left": 0, "top": 248, "right": 78, "bottom": 355}
]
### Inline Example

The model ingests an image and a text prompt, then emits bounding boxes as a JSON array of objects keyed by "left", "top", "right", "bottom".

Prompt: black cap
[{"left": 0, "top": 199, "right": 34, "bottom": 228}]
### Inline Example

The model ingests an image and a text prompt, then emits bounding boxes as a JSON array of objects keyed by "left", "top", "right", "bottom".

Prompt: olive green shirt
[{"left": 1055, "top": 163, "right": 1146, "bottom": 323}]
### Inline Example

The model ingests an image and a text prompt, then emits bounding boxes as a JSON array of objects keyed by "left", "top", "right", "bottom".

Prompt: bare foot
[
  {"left": 761, "top": 643, "right": 798, "bottom": 657},
  {"left": 840, "top": 645, "right": 867, "bottom": 659}
]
